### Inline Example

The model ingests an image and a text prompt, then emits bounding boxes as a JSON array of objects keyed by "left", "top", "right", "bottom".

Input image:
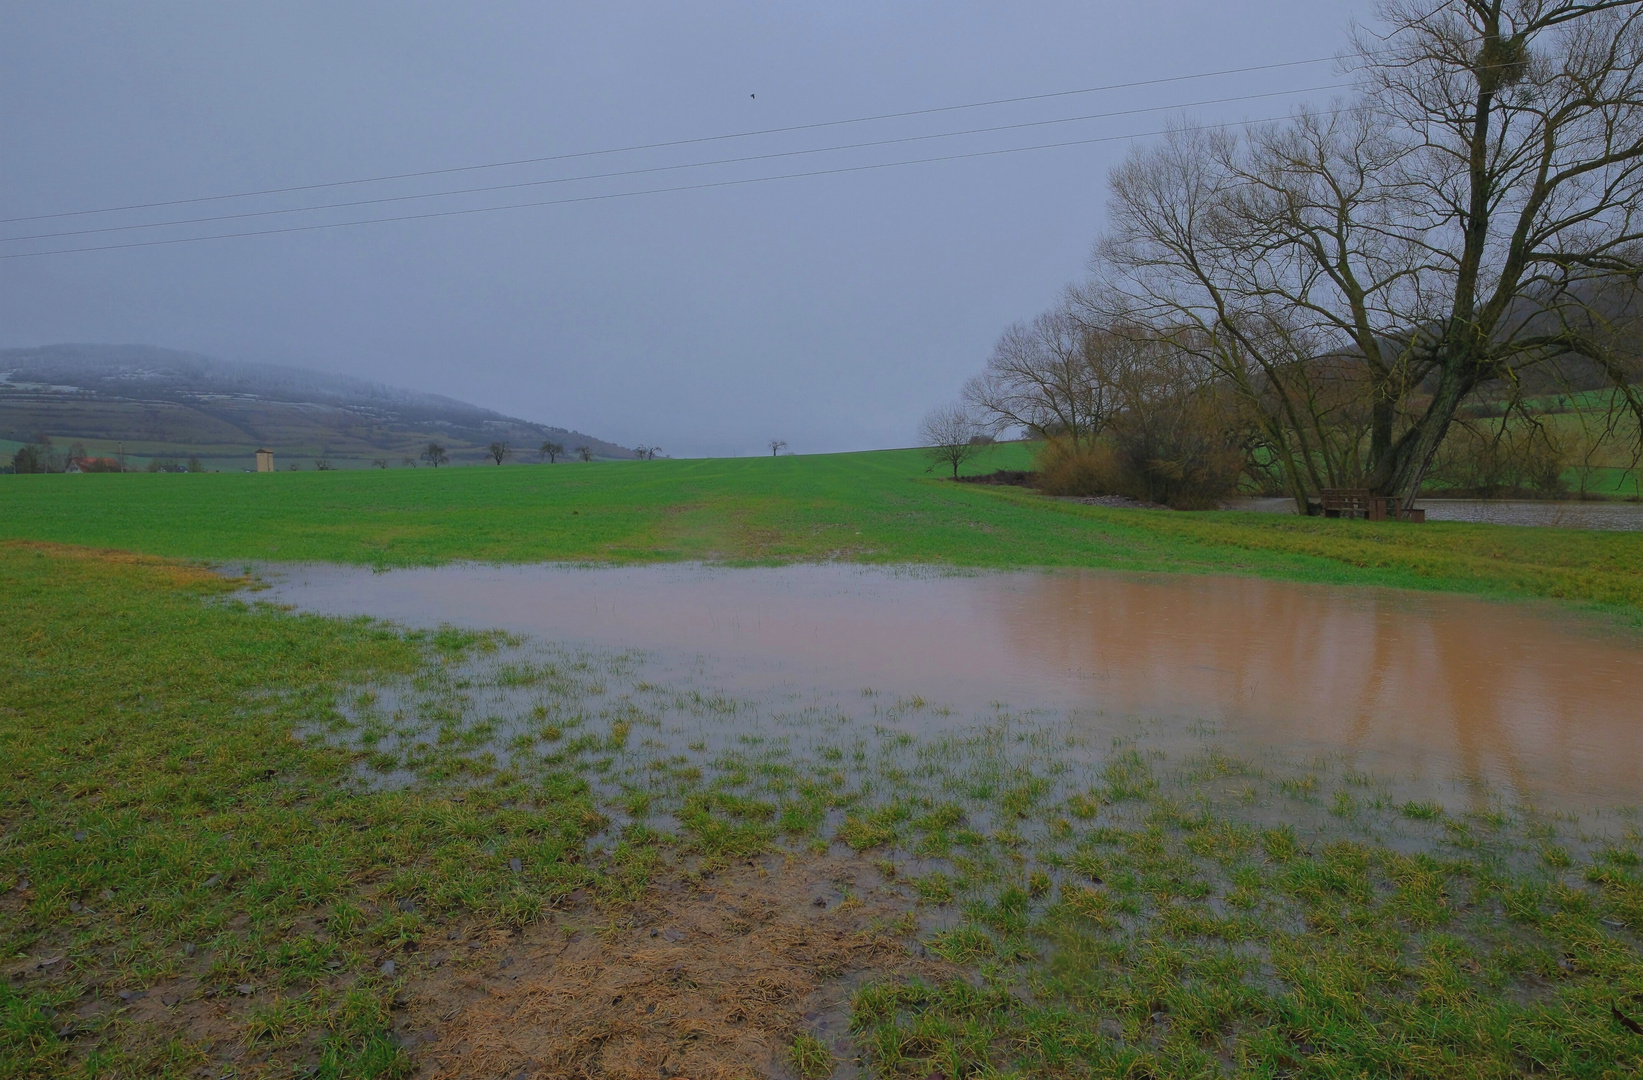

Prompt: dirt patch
[
  {"left": 5, "top": 852, "right": 939, "bottom": 1079},
  {"left": 0, "top": 538, "right": 238, "bottom": 588},
  {"left": 954, "top": 470, "right": 1037, "bottom": 487},
  {"left": 407, "top": 851, "right": 943, "bottom": 1080}
]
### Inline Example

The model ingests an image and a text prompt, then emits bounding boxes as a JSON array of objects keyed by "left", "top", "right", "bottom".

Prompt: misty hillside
[{"left": 0, "top": 344, "right": 632, "bottom": 467}]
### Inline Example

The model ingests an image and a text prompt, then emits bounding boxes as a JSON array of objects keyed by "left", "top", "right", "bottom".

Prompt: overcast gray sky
[{"left": 2, "top": 1, "right": 1370, "bottom": 456}]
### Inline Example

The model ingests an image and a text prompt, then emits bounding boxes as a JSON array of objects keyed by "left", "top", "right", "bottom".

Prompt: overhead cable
[
  {"left": 1, "top": 82, "right": 1345, "bottom": 244},
  {"left": 1, "top": 107, "right": 1346, "bottom": 260},
  {"left": 0, "top": 56, "right": 1338, "bottom": 225}
]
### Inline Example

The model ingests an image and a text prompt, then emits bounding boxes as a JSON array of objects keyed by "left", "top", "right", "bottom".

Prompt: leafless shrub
[
  {"left": 1102, "top": 336, "right": 1244, "bottom": 508},
  {"left": 1036, "top": 438, "right": 1119, "bottom": 496},
  {"left": 1428, "top": 416, "right": 1570, "bottom": 496}
]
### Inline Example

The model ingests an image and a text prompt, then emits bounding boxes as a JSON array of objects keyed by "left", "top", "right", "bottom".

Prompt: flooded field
[{"left": 258, "top": 563, "right": 1643, "bottom": 812}]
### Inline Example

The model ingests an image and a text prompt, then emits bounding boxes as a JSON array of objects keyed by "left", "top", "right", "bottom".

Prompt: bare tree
[
  {"left": 965, "top": 302, "right": 1115, "bottom": 450},
  {"left": 768, "top": 438, "right": 788, "bottom": 456},
  {"left": 402, "top": 456, "right": 417, "bottom": 468},
  {"left": 1093, "top": 0, "right": 1643, "bottom": 505},
  {"left": 488, "top": 441, "right": 511, "bottom": 465},
  {"left": 539, "top": 440, "right": 563, "bottom": 463},
  {"left": 920, "top": 403, "right": 988, "bottom": 478},
  {"left": 372, "top": 458, "right": 389, "bottom": 469},
  {"left": 576, "top": 445, "right": 593, "bottom": 462},
  {"left": 421, "top": 442, "right": 448, "bottom": 468},
  {"left": 1102, "top": 330, "right": 1244, "bottom": 507}
]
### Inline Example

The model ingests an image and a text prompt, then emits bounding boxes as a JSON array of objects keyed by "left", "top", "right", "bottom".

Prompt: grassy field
[
  {"left": 4, "top": 443, "right": 1643, "bottom": 618},
  {"left": 6, "top": 448, "right": 1643, "bottom": 1075},
  {"left": 5, "top": 542, "right": 1643, "bottom": 1078}
]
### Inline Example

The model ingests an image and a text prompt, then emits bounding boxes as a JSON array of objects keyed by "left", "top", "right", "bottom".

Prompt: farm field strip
[{"left": 5, "top": 445, "right": 1643, "bottom": 619}]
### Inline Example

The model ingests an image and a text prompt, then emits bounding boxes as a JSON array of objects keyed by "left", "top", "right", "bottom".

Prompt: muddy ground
[{"left": 7, "top": 851, "right": 947, "bottom": 1080}]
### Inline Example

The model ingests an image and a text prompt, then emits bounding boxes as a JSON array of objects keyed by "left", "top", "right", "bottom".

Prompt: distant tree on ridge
[{"left": 920, "top": 403, "right": 988, "bottom": 479}]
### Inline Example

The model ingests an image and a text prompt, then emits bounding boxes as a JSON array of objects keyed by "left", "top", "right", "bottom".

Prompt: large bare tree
[
  {"left": 965, "top": 303, "right": 1114, "bottom": 451},
  {"left": 1094, "top": 0, "right": 1643, "bottom": 504}
]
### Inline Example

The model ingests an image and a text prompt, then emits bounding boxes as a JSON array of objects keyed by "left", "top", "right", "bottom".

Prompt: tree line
[
  {"left": 935, "top": 1, "right": 1643, "bottom": 509},
  {"left": 6, "top": 437, "right": 612, "bottom": 473}
]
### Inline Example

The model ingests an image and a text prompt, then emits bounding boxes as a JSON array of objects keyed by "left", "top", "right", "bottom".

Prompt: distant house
[
  {"left": 71, "top": 456, "right": 122, "bottom": 473},
  {"left": 255, "top": 448, "right": 274, "bottom": 472}
]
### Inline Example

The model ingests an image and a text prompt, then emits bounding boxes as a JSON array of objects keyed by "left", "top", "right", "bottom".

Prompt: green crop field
[{"left": 3, "top": 442, "right": 1643, "bottom": 616}]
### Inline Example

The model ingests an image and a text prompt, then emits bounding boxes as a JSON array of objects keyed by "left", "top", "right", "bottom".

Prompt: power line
[
  {"left": 2, "top": 83, "right": 1344, "bottom": 244},
  {"left": 1, "top": 108, "right": 1343, "bottom": 260},
  {"left": 0, "top": 55, "right": 1338, "bottom": 226}
]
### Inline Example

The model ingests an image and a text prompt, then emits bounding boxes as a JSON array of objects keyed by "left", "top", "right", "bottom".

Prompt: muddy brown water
[{"left": 258, "top": 563, "right": 1643, "bottom": 811}]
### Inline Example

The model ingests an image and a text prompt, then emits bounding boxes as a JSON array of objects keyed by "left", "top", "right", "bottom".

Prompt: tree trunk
[
  {"left": 1367, "top": 353, "right": 1477, "bottom": 500},
  {"left": 1368, "top": 394, "right": 1395, "bottom": 482}
]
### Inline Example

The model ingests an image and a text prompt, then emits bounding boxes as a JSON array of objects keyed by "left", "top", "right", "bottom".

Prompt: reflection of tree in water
[{"left": 984, "top": 572, "right": 1643, "bottom": 805}]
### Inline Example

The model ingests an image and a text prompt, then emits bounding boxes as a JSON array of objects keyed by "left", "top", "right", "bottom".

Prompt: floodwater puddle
[
  {"left": 1236, "top": 495, "right": 1643, "bottom": 530},
  {"left": 257, "top": 562, "right": 1643, "bottom": 811}
]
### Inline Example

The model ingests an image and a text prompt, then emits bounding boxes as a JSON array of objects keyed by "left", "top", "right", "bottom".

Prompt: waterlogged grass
[
  {"left": 851, "top": 753, "right": 1643, "bottom": 1078},
  {"left": 4, "top": 445, "right": 1643, "bottom": 614},
  {"left": 5, "top": 543, "right": 1643, "bottom": 1077},
  {"left": 0, "top": 545, "right": 626, "bottom": 1078},
  {"left": 338, "top": 628, "right": 1643, "bottom": 1076}
]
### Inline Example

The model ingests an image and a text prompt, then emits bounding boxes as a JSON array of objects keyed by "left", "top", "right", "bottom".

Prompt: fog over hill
[{"left": 0, "top": 344, "right": 633, "bottom": 465}]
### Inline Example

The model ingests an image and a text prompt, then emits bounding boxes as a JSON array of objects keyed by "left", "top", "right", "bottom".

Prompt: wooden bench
[{"left": 1314, "top": 488, "right": 1426, "bottom": 522}]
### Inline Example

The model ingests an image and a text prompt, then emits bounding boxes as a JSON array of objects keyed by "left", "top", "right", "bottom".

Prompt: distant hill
[{"left": 0, "top": 344, "right": 632, "bottom": 468}]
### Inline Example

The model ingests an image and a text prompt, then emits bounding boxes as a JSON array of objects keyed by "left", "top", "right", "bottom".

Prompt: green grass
[
  {"left": 0, "top": 545, "right": 622, "bottom": 1077},
  {"left": 5, "top": 542, "right": 1643, "bottom": 1077},
  {"left": 4, "top": 443, "right": 1643, "bottom": 617}
]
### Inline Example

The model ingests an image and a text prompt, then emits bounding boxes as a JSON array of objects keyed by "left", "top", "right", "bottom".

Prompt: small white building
[{"left": 255, "top": 448, "right": 274, "bottom": 472}]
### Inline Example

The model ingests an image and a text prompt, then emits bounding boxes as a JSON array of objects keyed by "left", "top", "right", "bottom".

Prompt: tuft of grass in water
[
  {"left": 1100, "top": 748, "right": 1158, "bottom": 802},
  {"left": 1403, "top": 798, "right": 1447, "bottom": 821},
  {"left": 788, "top": 1031, "right": 835, "bottom": 1079}
]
